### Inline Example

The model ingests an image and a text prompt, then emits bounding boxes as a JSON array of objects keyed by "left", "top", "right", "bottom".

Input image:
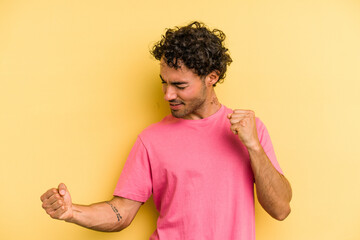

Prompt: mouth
[{"left": 169, "top": 102, "right": 184, "bottom": 110}]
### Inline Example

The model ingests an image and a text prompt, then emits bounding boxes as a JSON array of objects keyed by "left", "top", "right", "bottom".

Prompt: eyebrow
[{"left": 159, "top": 75, "right": 188, "bottom": 85}]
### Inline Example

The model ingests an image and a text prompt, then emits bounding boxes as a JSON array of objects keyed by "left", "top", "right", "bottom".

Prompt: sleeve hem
[{"left": 113, "top": 191, "right": 149, "bottom": 203}]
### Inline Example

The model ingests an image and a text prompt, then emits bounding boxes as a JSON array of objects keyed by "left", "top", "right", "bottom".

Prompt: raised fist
[
  {"left": 40, "top": 183, "right": 73, "bottom": 221},
  {"left": 227, "top": 109, "right": 260, "bottom": 150}
]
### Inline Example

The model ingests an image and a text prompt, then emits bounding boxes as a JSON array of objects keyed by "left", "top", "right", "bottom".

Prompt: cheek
[
  {"left": 178, "top": 89, "right": 195, "bottom": 101},
  {"left": 185, "top": 83, "right": 206, "bottom": 98},
  {"left": 177, "top": 82, "right": 205, "bottom": 101}
]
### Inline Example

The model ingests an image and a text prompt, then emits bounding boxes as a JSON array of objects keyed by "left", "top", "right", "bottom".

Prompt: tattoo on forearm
[{"left": 106, "top": 202, "right": 122, "bottom": 222}]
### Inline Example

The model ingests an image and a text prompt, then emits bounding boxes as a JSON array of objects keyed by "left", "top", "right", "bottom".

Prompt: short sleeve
[
  {"left": 256, "top": 118, "right": 284, "bottom": 175},
  {"left": 113, "top": 136, "right": 153, "bottom": 203}
]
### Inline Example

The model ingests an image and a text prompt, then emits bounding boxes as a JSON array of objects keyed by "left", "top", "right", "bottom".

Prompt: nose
[{"left": 163, "top": 85, "right": 177, "bottom": 102}]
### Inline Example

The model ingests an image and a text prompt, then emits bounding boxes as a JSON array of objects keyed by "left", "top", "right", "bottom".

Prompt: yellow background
[{"left": 1, "top": 0, "right": 359, "bottom": 239}]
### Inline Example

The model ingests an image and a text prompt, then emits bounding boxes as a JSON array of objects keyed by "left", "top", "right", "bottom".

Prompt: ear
[{"left": 205, "top": 70, "right": 220, "bottom": 86}]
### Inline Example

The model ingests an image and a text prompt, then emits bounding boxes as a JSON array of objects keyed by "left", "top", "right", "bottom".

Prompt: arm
[
  {"left": 248, "top": 145, "right": 292, "bottom": 220},
  {"left": 228, "top": 110, "right": 292, "bottom": 221},
  {"left": 40, "top": 183, "right": 142, "bottom": 232}
]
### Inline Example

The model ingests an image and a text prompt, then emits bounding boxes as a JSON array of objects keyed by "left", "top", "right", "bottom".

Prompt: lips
[{"left": 169, "top": 103, "right": 184, "bottom": 110}]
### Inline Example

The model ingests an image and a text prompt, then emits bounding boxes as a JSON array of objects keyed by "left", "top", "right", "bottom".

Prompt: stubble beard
[{"left": 170, "top": 84, "right": 207, "bottom": 119}]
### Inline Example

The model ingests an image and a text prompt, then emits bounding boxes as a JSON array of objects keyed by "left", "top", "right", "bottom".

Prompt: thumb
[
  {"left": 227, "top": 113, "right": 232, "bottom": 119},
  {"left": 58, "top": 183, "right": 68, "bottom": 196}
]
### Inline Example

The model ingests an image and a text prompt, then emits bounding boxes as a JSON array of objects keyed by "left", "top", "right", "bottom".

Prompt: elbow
[
  {"left": 113, "top": 214, "right": 135, "bottom": 232},
  {"left": 273, "top": 204, "right": 291, "bottom": 221},
  {"left": 112, "top": 220, "right": 131, "bottom": 232},
  {"left": 91, "top": 222, "right": 130, "bottom": 233}
]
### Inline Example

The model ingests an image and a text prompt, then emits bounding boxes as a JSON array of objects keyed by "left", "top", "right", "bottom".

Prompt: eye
[{"left": 176, "top": 86, "right": 186, "bottom": 90}]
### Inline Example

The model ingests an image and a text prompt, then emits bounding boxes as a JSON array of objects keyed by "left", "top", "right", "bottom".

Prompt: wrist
[
  {"left": 246, "top": 142, "right": 262, "bottom": 153},
  {"left": 64, "top": 205, "right": 76, "bottom": 223}
]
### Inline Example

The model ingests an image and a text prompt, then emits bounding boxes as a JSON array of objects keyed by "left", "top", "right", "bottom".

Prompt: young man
[{"left": 41, "top": 21, "right": 292, "bottom": 239}]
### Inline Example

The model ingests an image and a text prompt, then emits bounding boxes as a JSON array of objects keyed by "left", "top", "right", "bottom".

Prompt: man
[{"left": 41, "top": 21, "right": 292, "bottom": 239}]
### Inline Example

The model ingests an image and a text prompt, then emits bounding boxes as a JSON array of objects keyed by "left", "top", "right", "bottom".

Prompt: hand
[
  {"left": 227, "top": 109, "right": 261, "bottom": 150},
  {"left": 40, "top": 183, "right": 73, "bottom": 221}
]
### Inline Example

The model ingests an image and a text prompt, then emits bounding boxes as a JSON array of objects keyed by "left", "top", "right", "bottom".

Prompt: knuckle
[
  {"left": 53, "top": 194, "right": 60, "bottom": 200},
  {"left": 54, "top": 203, "right": 61, "bottom": 209}
]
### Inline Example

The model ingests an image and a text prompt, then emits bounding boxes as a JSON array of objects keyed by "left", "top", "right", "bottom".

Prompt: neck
[{"left": 184, "top": 89, "right": 221, "bottom": 120}]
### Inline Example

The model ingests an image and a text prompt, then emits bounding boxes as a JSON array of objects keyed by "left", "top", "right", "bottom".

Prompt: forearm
[
  {"left": 66, "top": 200, "right": 127, "bottom": 232},
  {"left": 248, "top": 145, "right": 292, "bottom": 220}
]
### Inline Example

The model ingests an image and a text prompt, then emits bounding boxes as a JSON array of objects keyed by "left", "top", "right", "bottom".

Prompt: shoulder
[
  {"left": 254, "top": 117, "right": 273, "bottom": 143},
  {"left": 222, "top": 105, "right": 234, "bottom": 115},
  {"left": 138, "top": 114, "right": 176, "bottom": 139},
  {"left": 255, "top": 117, "right": 265, "bottom": 130}
]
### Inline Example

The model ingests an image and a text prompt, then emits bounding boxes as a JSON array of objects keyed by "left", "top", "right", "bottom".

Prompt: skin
[
  {"left": 40, "top": 59, "right": 292, "bottom": 231},
  {"left": 160, "top": 58, "right": 221, "bottom": 119},
  {"left": 228, "top": 110, "right": 292, "bottom": 220},
  {"left": 40, "top": 183, "right": 142, "bottom": 231}
]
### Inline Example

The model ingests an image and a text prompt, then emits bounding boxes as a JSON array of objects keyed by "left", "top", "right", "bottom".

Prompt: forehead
[{"left": 160, "top": 58, "right": 199, "bottom": 81}]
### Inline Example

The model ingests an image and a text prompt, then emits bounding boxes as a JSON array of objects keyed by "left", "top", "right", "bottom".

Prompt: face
[{"left": 160, "top": 59, "right": 209, "bottom": 119}]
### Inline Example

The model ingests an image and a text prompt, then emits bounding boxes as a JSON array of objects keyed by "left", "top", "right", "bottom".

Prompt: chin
[
  {"left": 171, "top": 109, "right": 188, "bottom": 118},
  {"left": 171, "top": 111, "right": 183, "bottom": 118}
]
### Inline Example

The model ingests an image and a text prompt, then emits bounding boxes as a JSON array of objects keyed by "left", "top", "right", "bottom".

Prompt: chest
[{"left": 148, "top": 126, "right": 253, "bottom": 191}]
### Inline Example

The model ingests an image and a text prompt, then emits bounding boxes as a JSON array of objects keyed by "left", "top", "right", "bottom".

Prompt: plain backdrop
[{"left": 1, "top": 0, "right": 359, "bottom": 239}]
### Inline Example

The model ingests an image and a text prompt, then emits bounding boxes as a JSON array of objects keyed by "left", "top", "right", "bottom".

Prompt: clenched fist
[
  {"left": 40, "top": 183, "right": 73, "bottom": 221},
  {"left": 227, "top": 109, "right": 261, "bottom": 150}
]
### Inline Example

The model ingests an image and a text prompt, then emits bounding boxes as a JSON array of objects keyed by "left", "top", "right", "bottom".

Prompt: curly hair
[{"left": 151, "top": 21, "right": 232, "bottom": 86}]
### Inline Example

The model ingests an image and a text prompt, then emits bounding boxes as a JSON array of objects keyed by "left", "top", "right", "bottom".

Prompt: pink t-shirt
[{"left": 114, "top": 105, "right": 283, "bottom": 240}]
